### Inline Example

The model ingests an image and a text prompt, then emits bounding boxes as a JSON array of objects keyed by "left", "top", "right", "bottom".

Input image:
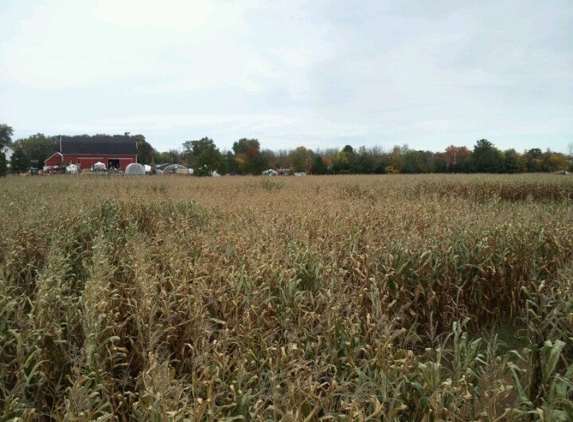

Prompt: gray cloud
[{"left": 0, "top": 0, "right": 571, "bottom": 153}]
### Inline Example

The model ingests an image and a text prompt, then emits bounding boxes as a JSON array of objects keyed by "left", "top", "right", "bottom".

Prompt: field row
[{"left": 1, "top": 174, "right": 572, "bottom": 420}]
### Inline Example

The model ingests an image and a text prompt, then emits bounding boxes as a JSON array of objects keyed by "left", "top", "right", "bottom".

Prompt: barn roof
[{"left": 61, "top": 136, "right": 137, "bottom": 155}]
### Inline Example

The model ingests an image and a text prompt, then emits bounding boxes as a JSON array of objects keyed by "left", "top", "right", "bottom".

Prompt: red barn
[{"left": 44, "top": 135, "right": 138, "bottom": 170}]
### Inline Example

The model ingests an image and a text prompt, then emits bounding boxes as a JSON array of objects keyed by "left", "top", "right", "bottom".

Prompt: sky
[{"left": 1, "top": 0, "right": 571, "bottom": 154}]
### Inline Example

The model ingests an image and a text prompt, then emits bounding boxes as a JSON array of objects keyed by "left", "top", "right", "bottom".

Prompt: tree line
[
  {"left": 1, "top": 123, "right": 571, "bottom": 176},
  {"left": 157, "top": 137, "right": 572, "bottom": 176}
]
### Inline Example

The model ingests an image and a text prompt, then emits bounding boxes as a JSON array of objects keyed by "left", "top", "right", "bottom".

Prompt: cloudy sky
[{"left": 1, "top": 0, "right": 571, "bottom": 153}]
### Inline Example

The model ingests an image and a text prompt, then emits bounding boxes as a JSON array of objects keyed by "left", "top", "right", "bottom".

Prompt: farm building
[
  {"left": 44, "top": 135, "right": 138, "bottom": 170},
  {"left": 156, "top": 163, "right": 192, "bottom": 175}
]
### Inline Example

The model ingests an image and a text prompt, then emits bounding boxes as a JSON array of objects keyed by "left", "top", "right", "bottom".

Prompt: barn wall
[
  {"left": 117, "top": 157, "right": 136, "bottom": 169},
  {"left": 64, "top": 155, "right": 137, "bottom": 170},
  {"left": 45, "top": 154, "right": 64, "bottom": 168}
]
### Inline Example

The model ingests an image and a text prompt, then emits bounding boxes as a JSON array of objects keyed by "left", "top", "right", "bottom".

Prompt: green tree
[
  {"left": 0, "top": 124, "right": 13, "bottom": 148},
  {"left": 332, "top": 150, "right": 350, "bottom": 174},
  {"left": 186, "top": 137, "right": 217, "bottom": 158},
  {"left": 251, "top": 153, "right": 269, "bottom": 176},
  {"left": 288, "top": 146, "right": 313, "bottom": 173},
  {"left": 402, "top": 150, "right": 416, "bottom": 173},
  {"left": 13, "top": 133, "right": 58, "bottom": 168},
  {"left": 232, "top": 138, "right": 267, "bottom": 174},
  {"left": 434, "top": 154, "right": 448, "bottom": 173},
  {"left": 183, "top": 137, "right": 226, "bottom": 176},
  {"left": 373, "top": 149, "right": 392, "bottom": 174},
  {"left": 350, "top": 146, "right": 377, "bottom": 174},
  {"left": 155, "top": 151, "right": 171, "bottom": 164},
  {"left": 0, "top": 152, "right": 7, "bottom": 177},
  {"left": 10, "top": 147, "right": 30, "bottom": 173},
  {"left": 504, "top": 149, "right": 522, "bottom": 173},
  {"left": 134, "top": 135, "right": 154, "bottom": 165},
  {"left": 389, "top": 145, "right": 409, "bottom": 173},
  {"left": 524, "top": 148, "right": 543, "bottom": 172},
  {"left": 542, "top": 151, "right": 569, "bottom": 172},
  {"left": 261, "top": 149, "right": 278, "bottom": 171},
  {"left": 332, "top": 145, "right": 357, "bottom": 174},
  {"left": 311, "top": 154, "right": 328, "bottom": 174},
  {"left": 168, "top": 149, "right": 182, "bottom": 164},
  {"left": 342, "top": 145, "right": 354, "bottom": 154},
  {"left": 470, "top": 139, "right": 505, "bottom": 173},
  {"left": 225, "top": 150, "right": 239, "bottom": 174},
  {"left": 402, "top": 150, "right": 430, "bottom": 173}
]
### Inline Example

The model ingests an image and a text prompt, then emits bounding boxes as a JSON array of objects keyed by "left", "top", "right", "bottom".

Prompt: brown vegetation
[{"left": 1, "top": 174, "right": 572, "bottom": 420}]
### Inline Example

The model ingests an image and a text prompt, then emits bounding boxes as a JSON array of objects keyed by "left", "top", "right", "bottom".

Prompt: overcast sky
[{"left": 1, "top": 0, "right": 571, "bottom": 153}]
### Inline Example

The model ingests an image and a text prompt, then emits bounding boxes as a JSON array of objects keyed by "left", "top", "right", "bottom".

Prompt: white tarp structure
[
  {"left": 125, "top": 163, "right": 146, "bottom": 175},
  {"left": 93, "top": 161, "right": 106, "bottom": 171},
  {"left": 158, "top": 164, "right": 188, "bottom": 175}
]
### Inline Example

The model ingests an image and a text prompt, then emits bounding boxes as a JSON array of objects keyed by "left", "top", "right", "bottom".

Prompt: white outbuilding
[{"left": 125, "top": 163, "right": 146, "bottom": 175}]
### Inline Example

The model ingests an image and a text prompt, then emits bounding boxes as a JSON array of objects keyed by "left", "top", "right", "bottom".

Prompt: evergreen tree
[
  {"left": 524, "top": 148, "right": 543, "bottom": 172},
  {"left": 0, "top": 152, "right": 7, "bottom": 177},
  {"left": 10, "top": 147, "right": 30, "bottom": 173},
  {"left": 504, "top": 149, "right": 521, "bottom": 173},
  {"left": 470, "top": 139, "right": 505, "bottom": 173},
  {"left": 311, "top": 154, "right": 328, "bottom": 174}
]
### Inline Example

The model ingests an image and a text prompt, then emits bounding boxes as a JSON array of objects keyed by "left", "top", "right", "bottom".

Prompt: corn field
[{"left": 1, "top": 174, "right": 572, "bottom": 421}]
